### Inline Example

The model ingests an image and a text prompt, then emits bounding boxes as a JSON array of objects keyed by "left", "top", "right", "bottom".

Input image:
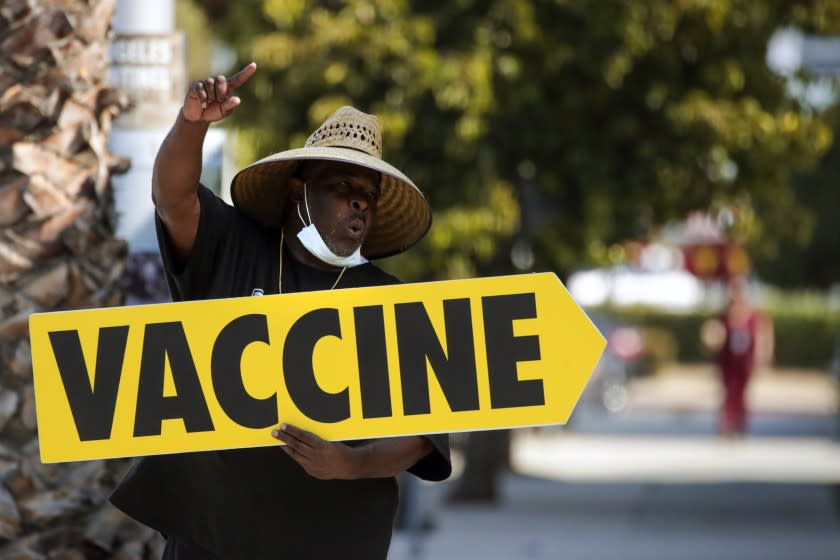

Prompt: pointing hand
[{"left": 182, "top": 62, "right": 257, "bottom": 123}]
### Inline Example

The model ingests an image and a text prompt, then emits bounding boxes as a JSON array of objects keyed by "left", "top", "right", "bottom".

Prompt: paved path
[
  {"left": 622, "top": 364, "right": 837, "bottom": 416},
  {"left": 390, "top": 366, "right": 840, "bottom": 559},
  {"left": 390, "top": 476, "right": 840, "bottom": 560},
  {"left": 513, "top": 432, "right": 840, "bottom": 483}
]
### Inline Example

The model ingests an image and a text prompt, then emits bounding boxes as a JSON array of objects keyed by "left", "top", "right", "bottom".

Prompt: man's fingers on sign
[
  {"left": 271, "top": 424, "right": 358, "bottom": 480},
  {"left": 182, "top": 62, "right": 257, "bottom": 123},
  {"left": 273, "top": 424, "right": 315, "bottom": 459}
]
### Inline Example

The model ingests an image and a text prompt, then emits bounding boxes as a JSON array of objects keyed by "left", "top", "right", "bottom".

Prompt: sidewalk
[
  {"left": 625, "top": 364, "right": 837, "bottom": 416},
  {"left": 389, "top": 365, "right": 840, "bottom": 559},
  {"left": 513, "top": 432, "right": 840, "bottom": 483},
  {"left": 535, "top": 364, "right": 840, "bottom": 483},
  {"left": 389, "top": 475, "right": 840, "bottom": 560}
]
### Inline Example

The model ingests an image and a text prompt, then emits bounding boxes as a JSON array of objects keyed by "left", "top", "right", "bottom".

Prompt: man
[{"left": 110, "top": 62, "right": 451, "bottom": 559}]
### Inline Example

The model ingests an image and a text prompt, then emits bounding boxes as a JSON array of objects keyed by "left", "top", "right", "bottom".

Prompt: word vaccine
[{"left": 30, "top": 273, "right": 605, "bottom": 463}]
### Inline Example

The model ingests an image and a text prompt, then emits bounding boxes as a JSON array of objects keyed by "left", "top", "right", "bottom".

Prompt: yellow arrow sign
[{"left": 29, "top": 273, "right": 605, "bottom": 463}]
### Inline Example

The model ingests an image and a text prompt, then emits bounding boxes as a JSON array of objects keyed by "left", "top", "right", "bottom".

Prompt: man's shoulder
[
  {"left": 359, "top": 262, "right": 403, "bottom": 286},
  {"left": 196, "top": 184, "right": 276, "bottom": 233}
]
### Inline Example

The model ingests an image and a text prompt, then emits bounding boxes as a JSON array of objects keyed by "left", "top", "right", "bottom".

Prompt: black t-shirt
[{"left": 110, "top": 185, "right": 451, "bottom": 559}]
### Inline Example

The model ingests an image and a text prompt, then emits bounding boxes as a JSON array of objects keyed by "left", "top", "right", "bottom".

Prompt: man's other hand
[
  {"left": 272, "top": 424, "right": 361, "bottom": 480},
  {"left": 182, "top": 62, "right": 257, "bottom": 123}
]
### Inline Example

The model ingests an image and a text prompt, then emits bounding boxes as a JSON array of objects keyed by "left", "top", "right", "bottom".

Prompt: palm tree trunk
[{"left": 0, "top": 1, "right": 160, "bottom": 557}]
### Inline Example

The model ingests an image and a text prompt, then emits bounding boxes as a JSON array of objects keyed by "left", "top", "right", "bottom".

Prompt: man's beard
[
  {"left": 323, "top": 235, "right": 360, "bottom": 257},
  {"left": 323, "top": 215, "right": 365, "bottom": 257}
]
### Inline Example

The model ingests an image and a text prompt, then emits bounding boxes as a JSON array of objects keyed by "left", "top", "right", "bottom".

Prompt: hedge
[{"left": 594, "top": 306, "right": 840, "bottom": 370}]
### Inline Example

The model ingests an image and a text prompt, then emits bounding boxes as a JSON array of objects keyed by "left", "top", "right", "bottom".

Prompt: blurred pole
[
  {"left": 108, "top": 0, "right": 182, "bottom": 304},
  {"left": 510, "top": 160, "right": 540, "bottom": 272},
  {"left": 450, "top": 162, "right": 542, "bottom": 504},
  {"left": 108, "top": 0, "right": 226, "bottom": 304},
  {"left": 449, "top": 430, "right": 510, "bottom": 503}
]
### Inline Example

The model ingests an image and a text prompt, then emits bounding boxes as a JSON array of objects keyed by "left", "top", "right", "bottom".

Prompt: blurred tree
[
  {"left": 176, "top": 0, "right": 214, "bottom": 80},
  {"left": 753, "top": 119, "right": 840, "bottom": 289},
  {"left": 190, "top": 0, "right": 840, "bottom": 501},
  {"left": 197, "top": 0, "right": 840, "bottom": 279}
]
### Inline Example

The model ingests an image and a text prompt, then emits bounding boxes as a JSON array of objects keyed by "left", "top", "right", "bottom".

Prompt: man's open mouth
[{"left": 346, "top": 217, "right": 365, "bottom": 237}]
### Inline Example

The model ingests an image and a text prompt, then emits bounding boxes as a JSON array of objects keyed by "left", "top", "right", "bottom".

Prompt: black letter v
[{"left": 48, "top": 326, "right": 129, "bottom": 441}]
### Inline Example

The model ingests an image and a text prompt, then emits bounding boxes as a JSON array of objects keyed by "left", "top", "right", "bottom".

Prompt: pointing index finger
[{"left": 228, "top": 62, "right": 257, "bottom": 91}]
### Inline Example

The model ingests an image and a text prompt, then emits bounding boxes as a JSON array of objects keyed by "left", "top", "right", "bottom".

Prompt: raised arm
[{"left": 152, "top": 62, "right": 257, "bottom": 258}]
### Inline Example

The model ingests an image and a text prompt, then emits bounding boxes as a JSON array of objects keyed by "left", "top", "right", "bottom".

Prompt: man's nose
[{"left": 350, "top": 195, "right": 368, "bottom": 212}]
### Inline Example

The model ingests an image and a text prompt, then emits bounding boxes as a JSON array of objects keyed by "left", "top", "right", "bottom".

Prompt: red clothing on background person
[{"left": 716, "top": 306, "right": 761, "bottom": 435}]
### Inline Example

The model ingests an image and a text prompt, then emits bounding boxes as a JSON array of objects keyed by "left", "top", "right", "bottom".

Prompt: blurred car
[{"left": 577, "top": 311, "right": 645, "bottom": 413}]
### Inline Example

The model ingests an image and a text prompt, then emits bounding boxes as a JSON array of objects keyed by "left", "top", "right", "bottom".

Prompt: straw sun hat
[{"left": 230, "top": 106, "right": 431, "bottom": 259}]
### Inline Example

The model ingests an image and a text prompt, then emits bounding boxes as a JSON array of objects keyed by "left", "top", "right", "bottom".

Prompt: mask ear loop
[
  {"left": 278, "top": 229, "right": 284, "bottom": 294},
  {"left": 304, "top": 183, "right": 313, "bottom": 224},
  {"left": 296, "top": 183, "right": 315, "bottom": 227},
  {"left": 296, "top": 204, "right": 307, "bottom": 227}
]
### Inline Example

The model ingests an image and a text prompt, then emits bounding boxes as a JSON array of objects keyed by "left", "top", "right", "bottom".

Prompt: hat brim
[{"left": 230, "top": 147, "right": 432, "bottom": 260}]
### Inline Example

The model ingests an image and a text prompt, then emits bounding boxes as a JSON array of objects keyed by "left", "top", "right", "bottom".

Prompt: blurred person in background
[{"left": 702, "top": 276, "right": 774, "bottom": 437}]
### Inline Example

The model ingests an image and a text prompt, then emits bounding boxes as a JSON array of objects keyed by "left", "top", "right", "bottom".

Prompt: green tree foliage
[
  {"left": 753, "top": 118, "right": 840, "bottom": 289},
  {"left": 196, "top": 0, "right": 840, "bottom": 281},
  {"left": 176, "top": 0, "right": 214, "bottom": 80}
]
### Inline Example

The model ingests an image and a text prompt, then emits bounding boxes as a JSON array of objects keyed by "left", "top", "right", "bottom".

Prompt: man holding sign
[{"left": 109, "top": 62, "right": 450, "bottom": 559}]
